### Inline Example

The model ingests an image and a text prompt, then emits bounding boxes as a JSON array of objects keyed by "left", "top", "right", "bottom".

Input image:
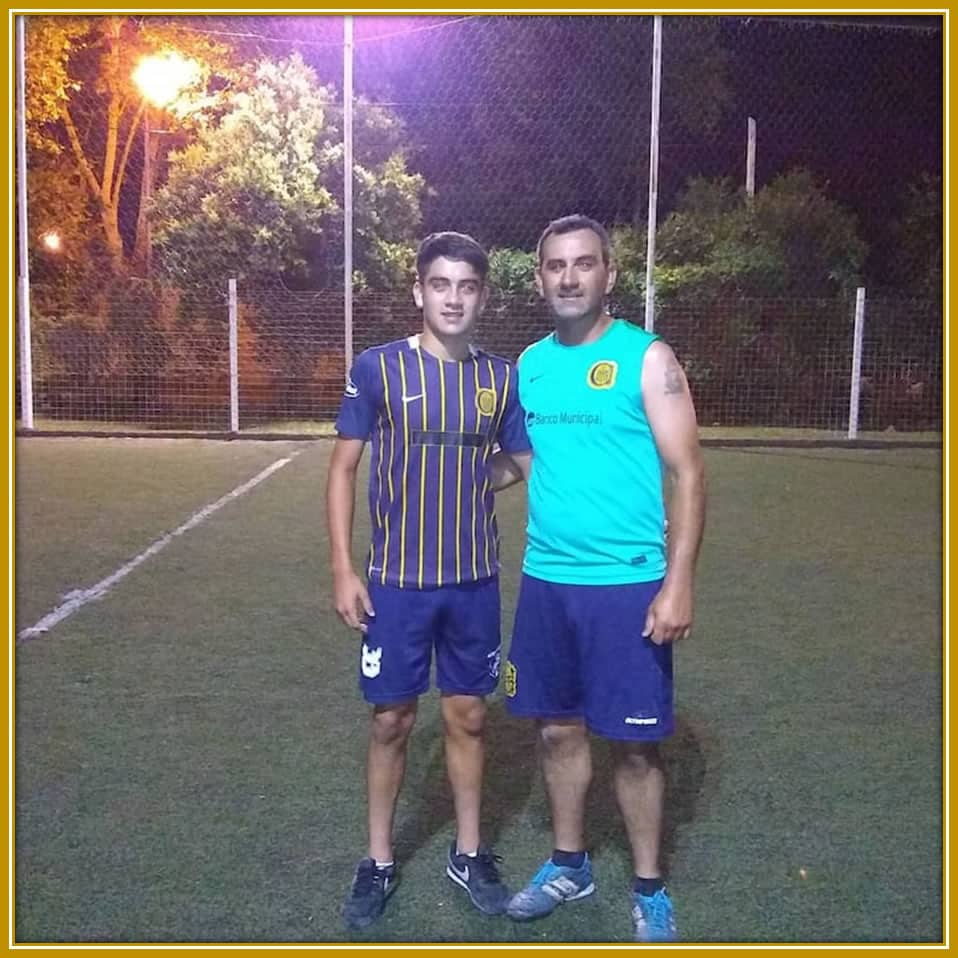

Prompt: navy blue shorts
[
  {"left": 505, "top": 574, "right": 673, "bottom": 741},
  {"left": 358, "top": 576, "right": 501, "bottom": 705}
]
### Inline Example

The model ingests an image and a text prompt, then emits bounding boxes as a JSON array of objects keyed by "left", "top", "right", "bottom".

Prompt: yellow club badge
[
  {"left": 504, "top": 660, "right": 517, "bottom": 697},
  {"left": 476, "top": 388, "right": 497, "bottom": 417},
  {"left": 587, "top": 360, "right": 618, "bottom": 390}
]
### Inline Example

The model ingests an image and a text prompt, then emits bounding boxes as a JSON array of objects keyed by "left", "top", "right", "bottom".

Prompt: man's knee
[
  {"left": 538, "top": 719, "right": 588, "bottom": 756},
  {"left": 613, "top": 739, "right": 664, "bottom": 775},
  {"left": 441, "top": 694, "right": 486, "bottom": 738},
  {"left": 370, "top": 701, "right": 417, "bottom": 745}
]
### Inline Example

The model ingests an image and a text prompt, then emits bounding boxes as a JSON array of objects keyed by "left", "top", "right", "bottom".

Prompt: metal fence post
[
  {"left": 229, "top": 278, "right": 239, "bottom": 433},
  {"left": 847, "top": 286, "right": 866, "bottom": 439}
]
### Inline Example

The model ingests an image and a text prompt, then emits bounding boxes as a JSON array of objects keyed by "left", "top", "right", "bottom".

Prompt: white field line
[{"left": 17, "top": 453, "right": 299, "bottom": 644}]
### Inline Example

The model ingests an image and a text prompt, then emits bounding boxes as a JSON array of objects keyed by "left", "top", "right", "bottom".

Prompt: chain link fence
[{"left": 17, "top": 14, "right": 942, "bottom": 437}]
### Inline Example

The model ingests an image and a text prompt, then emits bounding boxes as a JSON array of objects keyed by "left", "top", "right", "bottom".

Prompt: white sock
[{"left": 374, "top": 859, "right": 394, "bottom": 869}]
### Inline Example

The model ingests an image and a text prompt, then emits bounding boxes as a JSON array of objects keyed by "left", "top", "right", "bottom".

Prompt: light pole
[
  {"left": 132, "top": 52, "right": 199, "bottom": 276},
  {"left": 141, "top": 100, "right": 153, "bottom": 275}
]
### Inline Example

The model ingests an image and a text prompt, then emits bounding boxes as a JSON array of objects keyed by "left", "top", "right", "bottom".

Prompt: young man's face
[
  {"left": 535, "top": 228, "right": 616, "bottom": 324},
  {"left": 413, "top": 256, "right": 488, "bottom": 339}
]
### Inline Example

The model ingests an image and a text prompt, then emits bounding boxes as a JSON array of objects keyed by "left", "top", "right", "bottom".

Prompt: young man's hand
[{"left": 333, "top": 568, "right": 376, "bottom": 632}]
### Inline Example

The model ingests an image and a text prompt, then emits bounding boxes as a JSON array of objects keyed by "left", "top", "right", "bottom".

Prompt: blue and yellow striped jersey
[{"left": 336, "top": 334, "right": 530, "bottom": 589}]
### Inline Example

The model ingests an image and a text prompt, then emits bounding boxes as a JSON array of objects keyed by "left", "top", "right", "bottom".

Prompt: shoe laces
[
  {"left": 472, "top": 848, "right": 503, "bottom": 884},
  {"left": 352, "top": 859, "right": 387, "bottom": 896},
  {"left": 636, "top": 888, "right": 672, "bottom": 929},
  {"left": 532, "top": 856, "right": 586, "bottom": 887}
]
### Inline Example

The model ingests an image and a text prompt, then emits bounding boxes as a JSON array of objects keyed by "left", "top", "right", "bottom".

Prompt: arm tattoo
[{"left": 664, "top": 361, "right": 685, "bottom": 396}]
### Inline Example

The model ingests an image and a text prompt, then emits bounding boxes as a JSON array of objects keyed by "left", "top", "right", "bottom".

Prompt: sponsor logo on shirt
[{"left": 524, "top": 410, "right": 603, "bottom": 427}]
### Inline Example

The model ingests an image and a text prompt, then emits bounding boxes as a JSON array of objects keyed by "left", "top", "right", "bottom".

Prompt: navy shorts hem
[
  {"left": 362, "top": 685, "right": 428, "bottom": 706},
  {"left": 586, "top": 720, "right": 674, "bottom": 742},
  {"left": 504, "top": 702, "right": 584, "bottom": 722},
  {"left": 439, "top": 683, "right": 497, "bottom": 698}
]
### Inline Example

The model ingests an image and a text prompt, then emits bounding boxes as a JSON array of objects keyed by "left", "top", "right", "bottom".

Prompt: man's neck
[
  {"left": 555, "top": 311, "right": 613, "bottom": 347},
  {"left": 418, "top": 328, "right": 473, "bottom": 361}
]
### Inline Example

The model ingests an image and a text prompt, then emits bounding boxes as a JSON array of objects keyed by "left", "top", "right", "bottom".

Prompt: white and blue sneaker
[
  {"left": 632, "top": 886, "right": 677, "bottom": 942},
  {"left": 506, "top": 854, "right": 595, "bottom": 920}
]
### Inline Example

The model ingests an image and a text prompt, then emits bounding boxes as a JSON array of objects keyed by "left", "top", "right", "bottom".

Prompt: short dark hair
[
  {"left": 416, "top": 231, "right": 489, "bottom": 280},
  {"left": 536, "top": 214, "right": 612, "bottom": 267}
]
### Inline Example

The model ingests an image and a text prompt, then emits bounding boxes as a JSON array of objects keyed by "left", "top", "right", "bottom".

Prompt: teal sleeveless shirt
[{"left": 518, "top": 319, "right": 666, "bottom": 584}]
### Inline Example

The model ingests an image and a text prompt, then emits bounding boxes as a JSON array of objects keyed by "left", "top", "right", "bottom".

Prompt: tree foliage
[
  {"left": 889, "top": 172, "right": 941, "bottom": 300},
  {"left": 25, "top": 16, "right": 229, "bottom": 272},
  {"left": 654, "top": 170, "right": 867, "bottom": 298},
  {"left": 151, "top": 54, "right": 425, "bottom": 289},
  {"left": 487, "top": 247, "right": 536, "bottom": 297}
]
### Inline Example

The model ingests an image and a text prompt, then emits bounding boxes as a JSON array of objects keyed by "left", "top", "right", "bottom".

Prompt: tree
[
  {"left": 655, "top": 170, "right": 866, "bottom": 298},
  {"left": 151, "top": 55, "right": 335, "bottom": 286},
  {"left": 314, "top": 98, "right": 427, "bottom": 290},
  {"left": 26, "top": 155, "right": 105, "bottom": 293},
  {"left": 487, "top": 247, "right": 536, "bottom": 297},
  {"left": 151, "top": 54, "right": 426, "bottom": 290},
  {"left": 25, "top": 16, "right": 229, "bottom": 273},
  {"left": 890, "top": 173, "right": 941, "bottom": 300}
]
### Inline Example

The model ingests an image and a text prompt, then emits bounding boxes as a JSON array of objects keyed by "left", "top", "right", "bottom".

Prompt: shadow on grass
[
  {"left": 587, "top": 713, "right": 714, "bottom": 879},
  {"left": 390, "top": 706, "right": 712, "bottom": 880},
  {"left": 393, "top": 698, "right": 538, "bottom": 862}
]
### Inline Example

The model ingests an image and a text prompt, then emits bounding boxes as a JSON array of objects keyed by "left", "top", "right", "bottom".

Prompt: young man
[
  {"left": 327, "top": 231, "right": 530, "bottom": 930},
  {"left": 492, "top": 214, "right": 706, "bottom": 942}
]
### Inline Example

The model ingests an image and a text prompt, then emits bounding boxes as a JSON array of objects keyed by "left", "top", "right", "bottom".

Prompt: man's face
[
  {"left": 535, "top": 228, "right": 616, "bottom": 324},
  {"left": 413, "top": 256, "right": 488, "bottom": 339}
]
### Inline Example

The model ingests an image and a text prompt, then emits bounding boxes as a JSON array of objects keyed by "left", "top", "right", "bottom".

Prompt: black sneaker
[
  {"left": 445, "top": 841, "right": 511, "bottom": 915},
  {"left": 342, "top": 857, "right": 398, "bottom": 929}
]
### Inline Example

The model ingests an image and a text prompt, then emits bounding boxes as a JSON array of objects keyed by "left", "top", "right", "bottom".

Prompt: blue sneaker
[
  {"left": 632, "top": 886, "right": 677, "bottom": 942},
  {"left": 506, "top": 854, "right": 595, "bottom": 920}
]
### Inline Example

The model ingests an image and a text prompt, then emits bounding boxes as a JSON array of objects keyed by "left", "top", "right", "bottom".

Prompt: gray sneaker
[
  {"left": 445, "top": 842, "right": 511, "bottom": 915},
  {"left": 342, "top": 858, "right": 398, "bottom": 929}
]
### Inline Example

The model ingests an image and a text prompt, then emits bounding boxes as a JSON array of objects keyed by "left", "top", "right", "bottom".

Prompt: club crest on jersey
[
  {"left": 504, "top": 660, "right": 517, "bottom": 697},
  {"left": 587, "top": 360, "right": 617, "bottom": 390},
  {"left": 475, "top": 388, "right": 497, "bottom": 417}
]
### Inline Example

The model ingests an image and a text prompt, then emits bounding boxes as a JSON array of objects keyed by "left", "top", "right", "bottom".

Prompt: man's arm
[
  {"left": 489, "top": 449, "right": 532, "bottom": 491},
  {"left": 326, "top": 436, "right": 375, "bottom": 632},
  {"left": 641, "top": 341, "right": 707, "bottom": 645}
]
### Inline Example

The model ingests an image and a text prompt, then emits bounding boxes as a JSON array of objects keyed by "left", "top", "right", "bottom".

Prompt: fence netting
[{"left": 18, "top": 14, "right": 942, "bottom": 435}]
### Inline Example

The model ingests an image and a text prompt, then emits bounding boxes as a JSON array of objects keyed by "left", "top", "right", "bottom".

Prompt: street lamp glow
[
  {"left": 132, "top": 52, "right": 200, "bottom": 107},
  {"left": 41, "top": 231, "right": 61, "bottom": 252}
]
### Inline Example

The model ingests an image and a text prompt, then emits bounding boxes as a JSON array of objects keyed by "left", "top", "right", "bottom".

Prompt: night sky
[{"left": 157, "top": 14, "right": 946, "bottom": 280}]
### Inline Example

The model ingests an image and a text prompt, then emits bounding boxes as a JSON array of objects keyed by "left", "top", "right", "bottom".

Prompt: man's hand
[
  {"left": 333, "top": 568, "right": 375, "bottom": 632},
  {"left": 642, "top": 580, "right": 693, "bottom": 645}
]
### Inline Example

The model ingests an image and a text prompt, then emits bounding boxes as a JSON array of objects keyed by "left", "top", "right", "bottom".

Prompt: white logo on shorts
[
  {"left": 487, "top": 647, "right": 501, "bottom": 679},
  {"left": 362, "top": 644, "right": 383, "bottom": 678},
  {"left": 624, "top": 715, "right": 658, "bottom": 726}
]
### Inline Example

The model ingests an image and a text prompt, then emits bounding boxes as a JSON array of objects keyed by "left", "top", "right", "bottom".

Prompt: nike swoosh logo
[
  {"left": 401, "top": 393, "right": 423, "bottom": 403},
  {"left": 528, "top": 374, "right": 546, "bottom": 383},
  {"left": 449, "top": 862, "right": 470, "bottom": 882}
]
